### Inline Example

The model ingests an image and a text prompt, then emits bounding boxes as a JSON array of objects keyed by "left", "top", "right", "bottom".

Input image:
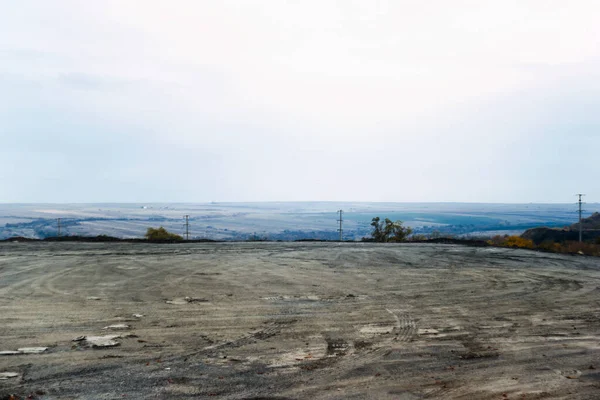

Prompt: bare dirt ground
[{"left": 1, "top": 242, "right": 600, "bottom": 399}]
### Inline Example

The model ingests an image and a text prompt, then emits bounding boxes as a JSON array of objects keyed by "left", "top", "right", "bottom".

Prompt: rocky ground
[{"left": 1, "top": 242, "right": 600, "bottom": 399}]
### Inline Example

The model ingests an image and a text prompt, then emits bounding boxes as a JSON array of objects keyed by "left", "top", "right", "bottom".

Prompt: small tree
[
  {"left": 370, "top": 217, "right": 385, "bottom": 242},
  {"left": 367, "top": 217, "right": 412, "bottom": 242},
  {"left": 389, "top": 220, "right": 413, "bottom": 242},
  {"left": 145, "top": 227, "right": 183, "bottom": 241}
]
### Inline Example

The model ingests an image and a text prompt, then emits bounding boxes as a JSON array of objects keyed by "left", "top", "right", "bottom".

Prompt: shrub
[
  {"left": 538, "top": 240, "right": 562, "bottom": 253},
  {"left": 503, "top": 236, "right": 534, "bottom": 249},
  {"left": 487, "top": 235, "right": 508, "bottom": 246},
  {"left": 561, "top": 241, "right": 600, "bottom": 256},
  {"left": 145, "top": 227, "right": 183, "bottom": 241},
  {"left": 485, "top": 234, "right": 600, "bottom": 257}
]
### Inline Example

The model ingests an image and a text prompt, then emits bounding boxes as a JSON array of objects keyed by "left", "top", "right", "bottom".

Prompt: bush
[
  {"left": 538, "top": 240, "right": 562, "bottom": 253},
  {"left": 561, "top": 241, "right": 600, "bottom": 256},
  {"left": 487, "top": 235, "right": 508, "bottom": 246},
  {"left": 503, "top": 236, "right": 534, "bottom": 249},
  {"left": 145, "top": 227, "right": 183, "bottom": 241},
  {"left": 483, "top": 233, "right": 600, "bottom": 257}
]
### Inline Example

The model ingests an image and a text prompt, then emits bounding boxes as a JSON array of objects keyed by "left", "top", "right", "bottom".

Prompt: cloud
[{"left": 57, "top": 73, "right": 137, "bottom": 91}]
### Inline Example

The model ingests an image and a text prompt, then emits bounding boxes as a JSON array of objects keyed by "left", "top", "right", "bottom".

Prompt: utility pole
[
  {"left": 337, "top": 210, "right": 343, "bottom": 242},
  {"left": 57, "top": 218, "right": 61, "bottom": 237},
  {"left": 576, "top": 194, "right": 585, "bottom": 243},
  {"left": 184, "top": 215, "right": 190, "bottom": 241}
]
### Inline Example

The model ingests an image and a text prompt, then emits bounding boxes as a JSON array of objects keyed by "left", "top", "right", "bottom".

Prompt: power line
[
  {"left": 576, "top": 194, "right": 586, "bottom": 243},
  {"left": 337, "top": 210, "right": 343, "bottom": 242},
  {"left": 184, "top": 215, "right": 190, "bottom": 241}
]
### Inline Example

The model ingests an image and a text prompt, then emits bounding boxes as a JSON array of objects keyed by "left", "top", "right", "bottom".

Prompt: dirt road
[{"left": 1, "top": 242, "right": 600, "bottom": 399}]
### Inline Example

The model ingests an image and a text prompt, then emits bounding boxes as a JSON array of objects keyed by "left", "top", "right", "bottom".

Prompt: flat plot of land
[{"left": 1, "top": 243, "right": 600, "bottom": 399}]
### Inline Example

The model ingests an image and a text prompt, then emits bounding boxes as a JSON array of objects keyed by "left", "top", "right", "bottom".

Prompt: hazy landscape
[{"left": 1, "top": 202, "right": 597, "bottom": 241}]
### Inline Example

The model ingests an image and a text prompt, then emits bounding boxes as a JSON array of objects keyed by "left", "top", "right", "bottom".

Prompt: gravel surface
[{"left": 1, "top": 242, "right": 600, "bottom": 399}]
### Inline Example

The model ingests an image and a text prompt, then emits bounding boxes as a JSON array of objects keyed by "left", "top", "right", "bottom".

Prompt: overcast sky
[{"left": 1, "top": 0, "right": 599, "bottom": 203}]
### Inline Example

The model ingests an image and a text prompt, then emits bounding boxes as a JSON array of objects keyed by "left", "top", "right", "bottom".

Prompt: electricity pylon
[
  {"left": 184, "top": 215, "right": 190, "bottom": 240},
  {"left": 337, "top": 210, "right": 343, "bottom": 242},
  {"left": 576, "top": 194, "right": 585, "bottom": 243}
]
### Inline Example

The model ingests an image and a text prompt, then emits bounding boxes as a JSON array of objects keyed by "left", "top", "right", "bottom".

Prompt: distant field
[{"left": 0, "top": 202, "right": 596, "bottom": 240}]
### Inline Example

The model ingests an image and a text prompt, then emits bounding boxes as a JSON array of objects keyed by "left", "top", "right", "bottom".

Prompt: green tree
[
  {"left": 368, "top": 217, "right": 412, "bottom": 242},
  {"left": 389, "top": 220, "right": 413, "bottom": 242},
  {"left": 145, "top": 227, "right": 183, "bottom": 241},
  {"left": 370, "top": 217, "right": 385, "bottom": 242}
]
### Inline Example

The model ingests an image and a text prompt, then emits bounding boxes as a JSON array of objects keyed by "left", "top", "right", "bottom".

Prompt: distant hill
[
  {"left": 521, "top": 212, "right": 600, "bottom": 244},
  {"left": 576, "top": 212, "right": 600, "bottom": 230},
  {"left": 0, "top": 202, "right": 595, "bottom": 240}
]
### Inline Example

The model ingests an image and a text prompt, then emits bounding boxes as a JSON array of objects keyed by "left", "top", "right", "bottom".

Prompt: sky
[{"left": 1, "top": 0, "right": 599, "bottom": 203}]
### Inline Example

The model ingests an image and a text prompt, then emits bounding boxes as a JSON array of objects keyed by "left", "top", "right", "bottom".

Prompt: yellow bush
[
  {"left": 145, "top": 227, "right": 183, "bottom": 241},
  {"left": 503, "top": 236, "right": 534, "bottom": 249}
]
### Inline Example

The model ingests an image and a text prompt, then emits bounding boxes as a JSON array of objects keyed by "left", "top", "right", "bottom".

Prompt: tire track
[{"left": 386, "top": 308, "right": 418, "bottom": 342}]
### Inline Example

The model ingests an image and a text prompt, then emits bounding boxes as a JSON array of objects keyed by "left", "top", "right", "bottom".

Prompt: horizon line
[{"left": 1, "top": 201, "right": 597, "bottom": 206}]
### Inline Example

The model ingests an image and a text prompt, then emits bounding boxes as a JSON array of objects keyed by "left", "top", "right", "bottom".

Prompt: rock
[
  {"left": 186, "top": 297, "right": 209, "bottom": 303},
  {"left": 133, "top": 314, "right": 144, "bottom": 318},
  {"left": 166, "top": 297, "right": 208, "bottom": 305},
  {"left": 166, "top": 298, "right": 188, "bottom": 305},
  {"left": 563, "top": 369, "right": 582, "bottom": 379},
  {"left": 86, "top": 296, "right": 102, "bottom": 300},
  {"left": 1, "top": 348, "right": 48, "bottom": 355},
  {"left": 0, "top": 351, "right": 21, "bottom": 356},
  {"left": 103, "top": 324, "right": 130, "bottom": 330},
  {"left": 0, "top": 372, "right": 19, "bottom": 380},
  {"left": 85, "top": 335, "right": 121, "bottom": 348},
  {"left": 17, "top": 347, "right": 48, "bottom": 354}
]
